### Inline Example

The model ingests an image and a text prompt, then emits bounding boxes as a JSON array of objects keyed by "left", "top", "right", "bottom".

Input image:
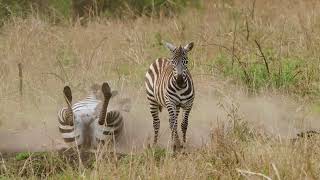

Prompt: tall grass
[
  {"left": 1, "top": 0, "right": 320, "bottom": 178},
  {"left": 0, "top": 0, "right": 201, "bottom": 24}
]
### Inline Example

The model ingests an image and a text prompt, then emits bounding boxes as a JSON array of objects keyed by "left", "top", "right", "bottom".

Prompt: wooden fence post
[
  {"left": 18, "top": 63, "right": 23, "bottom": 110},
  {"left": 18, "top": 63, "right": 23, "bottom": 97}
]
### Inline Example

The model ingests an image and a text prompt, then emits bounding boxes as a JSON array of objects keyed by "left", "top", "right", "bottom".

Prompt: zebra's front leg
[
  {"left": 167, "top": 104, "right": 181, "bottom": 150},
  {"left": 149, "top": 103, "right": 161, "bottom": 145},
  {"left": 181, "top": 107, "right": 192, "bottom": 143}
]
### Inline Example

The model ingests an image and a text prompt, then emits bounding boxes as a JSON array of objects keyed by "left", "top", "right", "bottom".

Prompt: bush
[{"left": 0, "top": 0, "right": 31, "bottom": 24}]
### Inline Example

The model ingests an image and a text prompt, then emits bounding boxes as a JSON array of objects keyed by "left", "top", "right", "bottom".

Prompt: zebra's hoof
[
  {"left": 101, "top": 82, "right": 112, "bottom": 98},
  {"left": 173, "top": 143, "right": 183, "bottom": 152},
  {"left": 63, "top": 86, "right": 72, "bottom": 102},
  {"left": 180, "top": 144, "right": 184, "bottom": 149}
]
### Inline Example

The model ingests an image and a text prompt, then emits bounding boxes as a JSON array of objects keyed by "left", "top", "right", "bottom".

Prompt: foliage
[
  {"left": 0, "top": 0, "right": 30, "bottom": 25},
  {"left": 0, "top": 0, "right": 201, "bottom": 24},
  {"left": 15, "top": 152, "right": 29, "bottom": 161},
  {"left": 49, "top": 0, "right": 72, "bottom": 19},
  {"left": 213, "top": 52, "right": 303, "bottom": 92}
]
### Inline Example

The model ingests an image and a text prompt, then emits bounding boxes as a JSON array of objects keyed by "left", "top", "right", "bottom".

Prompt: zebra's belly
[
  {"left": 73, "top": 102, "right": 99, "bottom": 124},
  {"left": 71, "top": 101, "right": 100, "bottom": 148},
  {"left": 159, "top": 92, "right": 194, "bottom": 109},
  {"left": 73, "top": 118, "right": 113, "bottom": 148}
]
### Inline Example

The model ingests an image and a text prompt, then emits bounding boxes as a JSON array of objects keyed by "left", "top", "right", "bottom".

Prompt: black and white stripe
[
  {"left": 57, "top": 83, "right": 124, "bottom": 149},
  {"left": 145, "top": 42, "right": 195, "bottom": 149}
]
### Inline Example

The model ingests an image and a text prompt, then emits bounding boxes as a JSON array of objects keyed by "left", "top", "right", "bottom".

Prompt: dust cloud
[{"left": 1, "top": 78, "right": 319, "bottom": 153}]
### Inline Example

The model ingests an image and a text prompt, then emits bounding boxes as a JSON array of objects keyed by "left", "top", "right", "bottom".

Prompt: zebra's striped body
[
  {"left": 58, "top": 83, "right": 124, "bottom": 149},
  {"left": 145, "top": 42, "right": 195, "bottom": 149}
]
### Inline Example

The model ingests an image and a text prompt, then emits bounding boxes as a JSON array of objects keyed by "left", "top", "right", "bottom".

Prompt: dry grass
[{"left": 1, "top": 0, "right": 320, "bottom": 179}]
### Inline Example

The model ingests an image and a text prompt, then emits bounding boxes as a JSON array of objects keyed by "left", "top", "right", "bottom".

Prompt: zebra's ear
[
  {"left": 184, "top": 42, "right": 194, "bottom": 53},
  {"left": 164, "top": 41, "right": 176, "bottom": 52}
]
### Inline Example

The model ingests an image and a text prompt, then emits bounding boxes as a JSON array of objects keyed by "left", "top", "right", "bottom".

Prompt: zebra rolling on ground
[
  {"left": 145, "top": 41, "right": 195, "bottom": 150},
  {"left": 57, "top": 82, "right": 124, "bottom": 150}
]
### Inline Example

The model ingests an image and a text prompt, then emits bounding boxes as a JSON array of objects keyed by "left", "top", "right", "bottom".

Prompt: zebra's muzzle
[{"left": 176, "top": 75, "right": 185, "bottom": 87}]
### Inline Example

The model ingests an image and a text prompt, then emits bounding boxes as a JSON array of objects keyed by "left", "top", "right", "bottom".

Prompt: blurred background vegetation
[{"left": 0, "top": 0, "right": 201, "bottom": 25}]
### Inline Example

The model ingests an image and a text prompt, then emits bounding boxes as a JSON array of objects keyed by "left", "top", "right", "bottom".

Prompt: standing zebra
[
  {"left": 57, "top": 82, "right": 124, "bottom": 149},
  {"left": 145, "top": 41, "right": 195, "bottom": 150}
]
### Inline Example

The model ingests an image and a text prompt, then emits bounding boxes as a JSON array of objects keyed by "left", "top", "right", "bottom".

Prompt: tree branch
[{"left": 254, "top": 39, "right": 270, "bottom": 75}]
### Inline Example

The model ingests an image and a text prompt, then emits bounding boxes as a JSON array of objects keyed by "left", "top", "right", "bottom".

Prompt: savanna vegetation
[{"left": 1, "top": 0, "right": 320, "bottom": 179}]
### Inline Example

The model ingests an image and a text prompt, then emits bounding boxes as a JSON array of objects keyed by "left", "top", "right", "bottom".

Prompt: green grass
[
  {"left": 15, "top": 152, "right": 29, "bottom": 161},
  {"left": 211, "top": 52, "right": 304, "bottom": 93},
  {"left": 0, "top": 0, "right": 30, "bottom": 25},
  {"left": 48, "top": 0, "right": 72, "bottom": 19}
]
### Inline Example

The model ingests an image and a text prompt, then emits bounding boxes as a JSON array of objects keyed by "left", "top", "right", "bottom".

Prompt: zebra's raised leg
[
  {"left": 63, "top": 86, "right": 74, "bottom": 125},
  {"left": 149, "top": 103, "right": 161, "bottom": 145},
  {"left": 181, "top": 108, "right": 192, "bottom": 143},
  {"left": 167, "top": 104, "right": 181, "bottom": 150},
  {"left": 98, "top": 82, "right": 112, "bottom": 125}
]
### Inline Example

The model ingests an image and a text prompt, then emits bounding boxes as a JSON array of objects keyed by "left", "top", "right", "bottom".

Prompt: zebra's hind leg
[
  {"left": 63, "top": 86, "right": 74, "bottom": 125},
  {"left": 149, "top": 102, "right": 161, "bottom": 145}
]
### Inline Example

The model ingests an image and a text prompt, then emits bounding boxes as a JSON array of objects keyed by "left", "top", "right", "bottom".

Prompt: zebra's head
[{"left": 164, "top": 41, "right": 194, "bottom": 87}]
